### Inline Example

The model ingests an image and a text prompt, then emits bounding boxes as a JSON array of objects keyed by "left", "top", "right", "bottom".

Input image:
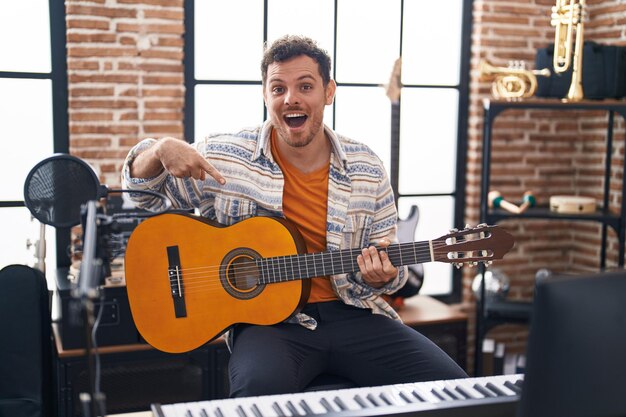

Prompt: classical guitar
[{"left": 124, "top": 213, "right": 514, "bottom": 353}]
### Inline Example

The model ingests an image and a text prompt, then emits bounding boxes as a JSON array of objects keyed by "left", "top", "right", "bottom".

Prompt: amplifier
[{"left": 54, "top": 268, "right": 142, "bottom": 350}]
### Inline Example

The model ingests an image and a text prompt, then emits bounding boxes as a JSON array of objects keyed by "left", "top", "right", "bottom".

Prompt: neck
[{"left": 273, "top": 129, "right": 331, "bottom": 173}]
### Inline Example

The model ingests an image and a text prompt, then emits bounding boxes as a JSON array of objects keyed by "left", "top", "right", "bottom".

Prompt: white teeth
[{"left": 285, "top": 113, "right": 305, "bottom": 118}]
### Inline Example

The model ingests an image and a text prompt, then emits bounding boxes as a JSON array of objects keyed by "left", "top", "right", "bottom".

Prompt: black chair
[{"left": 0, "top": 265, "right": 53, "bottom": 417}]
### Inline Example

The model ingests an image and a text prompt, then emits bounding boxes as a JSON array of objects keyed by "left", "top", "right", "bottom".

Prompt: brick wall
[
  {"left": 465, "top": 0, "right": 626, "bottom": 371},
  {"left": 64, "top": 0, "right": 626, "bottom": 373},
  {"left": 66, "top": 0, "right": 185, "bottom": 187}
]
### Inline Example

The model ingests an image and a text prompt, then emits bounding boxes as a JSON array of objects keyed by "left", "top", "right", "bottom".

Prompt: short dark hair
[{"left": 261, "top": 35, "right": 332, "bottom": 86}]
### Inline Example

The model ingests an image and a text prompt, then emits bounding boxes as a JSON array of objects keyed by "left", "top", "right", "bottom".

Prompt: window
[
  {"left": 0, "top": 0, "right": 69, "bottom": 286},
  {"left": 184, "top": 0, "right": 471, "bottom": 302}
]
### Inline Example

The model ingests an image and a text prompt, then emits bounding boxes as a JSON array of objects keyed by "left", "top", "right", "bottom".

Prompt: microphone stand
[{"left": 75, "top": 200, "right": 110, "bottom": 417}]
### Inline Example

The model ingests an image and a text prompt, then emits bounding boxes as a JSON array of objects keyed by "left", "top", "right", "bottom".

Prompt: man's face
[{"left": 263, "top": 55, "right": 336, "bottom": 148}]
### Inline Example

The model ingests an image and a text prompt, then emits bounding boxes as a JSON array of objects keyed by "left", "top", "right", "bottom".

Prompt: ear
[
  {"left": 262, "top": 87, "right": 268, "bottom": 107},
  {"left": 325, "top": 80, "right": 336, "bottom": 105}
]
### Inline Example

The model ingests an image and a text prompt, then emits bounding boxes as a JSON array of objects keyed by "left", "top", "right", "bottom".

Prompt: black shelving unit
[{"left": 475, "top": 98, "right": 626, "bottom": 376}]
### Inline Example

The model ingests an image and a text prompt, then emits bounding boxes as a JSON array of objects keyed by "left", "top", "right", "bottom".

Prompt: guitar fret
[
  {"left": 304, "top": 254, "right": 310, "bottom": 279},
  {"left": 281, "top": 256, "right": 287, "bottom": 282},
  {"left": 271, "top": 258, "right": 277, "bottom": 283}
]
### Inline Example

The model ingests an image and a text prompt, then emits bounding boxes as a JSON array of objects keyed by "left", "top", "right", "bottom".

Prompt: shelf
[
  {"left": 484, "top": 206, "right": 622, "bottom": 231},
  {"left": 475, "top": 98, "right": 626, "bottom": 376}
]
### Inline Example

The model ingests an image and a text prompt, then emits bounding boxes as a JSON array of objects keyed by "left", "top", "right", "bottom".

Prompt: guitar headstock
[
  {"left": 385, "top": 57, "right": 402, "bottom": 103},
  {"left": 431, "top": 224, "right": 514, "bottom": 268}
]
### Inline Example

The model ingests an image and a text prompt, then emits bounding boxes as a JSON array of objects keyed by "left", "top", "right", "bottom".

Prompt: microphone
[
  {"left": 23, "top": 154, "right": 106, "bottom": 228},
  {"left": 23, "top": 154, "right": 172, "bottom": 294},
  {"left": 23, "top": 153, "right": 172, "bottom": 228}
]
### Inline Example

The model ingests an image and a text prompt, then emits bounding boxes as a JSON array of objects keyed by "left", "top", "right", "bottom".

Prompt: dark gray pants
[{"left": 228, "top": 301, "right": 467, "bottom": 397}]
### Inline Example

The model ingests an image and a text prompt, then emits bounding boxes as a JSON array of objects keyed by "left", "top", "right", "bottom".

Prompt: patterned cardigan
[{"left": 122, "top": 120, "right": 407, "bottom": 337}]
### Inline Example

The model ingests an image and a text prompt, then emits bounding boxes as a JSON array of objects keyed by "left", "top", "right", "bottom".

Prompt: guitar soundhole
[{"left": 220, "top": 248, "right": 265, "bottom": 300}]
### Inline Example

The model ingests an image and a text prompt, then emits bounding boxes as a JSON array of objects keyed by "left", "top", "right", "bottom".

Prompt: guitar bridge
[{"left": 167, "top": 246, "right": 187, "bottom": 318}]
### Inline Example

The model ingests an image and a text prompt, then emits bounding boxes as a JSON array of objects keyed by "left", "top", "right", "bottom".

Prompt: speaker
[
  {"left": 54, "top": 268, "right": 141, "bottom": 349},
  {"left": 55, "top": 347, "right": 223, "bottom": 417}
]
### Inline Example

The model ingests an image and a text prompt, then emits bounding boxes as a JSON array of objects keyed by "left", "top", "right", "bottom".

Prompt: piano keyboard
[{"left": 151, "top": 374, "right": 524, "bottom": 417}]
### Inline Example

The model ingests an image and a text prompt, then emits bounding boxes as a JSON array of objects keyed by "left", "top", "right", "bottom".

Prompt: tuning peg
[
  {"left": 449, "top": 228, "right": 458, "bottom": 233},
  {"left": 477, "top": 223, "right": 488, "bottom": 228},
  {"left": 454, "top": 263, "right": 463, "bottom": 269}
]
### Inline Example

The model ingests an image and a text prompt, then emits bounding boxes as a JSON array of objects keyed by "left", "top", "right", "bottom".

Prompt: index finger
[{"left": 199, "top": 158, "right": 226, "bottom": 185}]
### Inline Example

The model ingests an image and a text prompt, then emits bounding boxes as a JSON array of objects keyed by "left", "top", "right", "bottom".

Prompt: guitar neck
[{"left": 257, "top": 241, "right": 431, "bottom": 284}]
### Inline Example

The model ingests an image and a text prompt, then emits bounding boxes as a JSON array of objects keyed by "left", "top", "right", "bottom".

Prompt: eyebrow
[{"left": 268, "top": 74, "right": 317, "bottom": 84}]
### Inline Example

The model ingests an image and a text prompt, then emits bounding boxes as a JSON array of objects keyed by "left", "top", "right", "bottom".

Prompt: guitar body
[{"left": 125, "top": 213, "right": 309, "bottom": 353}]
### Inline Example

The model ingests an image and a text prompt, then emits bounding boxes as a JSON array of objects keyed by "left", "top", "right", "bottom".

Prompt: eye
[
  {"left": 301, "top": 84, "right": 312, "bottom": 91},
  {"left": 272, "top": 86, "right": 284, "bottom": 95}
]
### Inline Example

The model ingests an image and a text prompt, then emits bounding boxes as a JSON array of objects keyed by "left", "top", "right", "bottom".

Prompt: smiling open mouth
[{"left": 284, "top": 113, "right": 308, "bottom": 128}]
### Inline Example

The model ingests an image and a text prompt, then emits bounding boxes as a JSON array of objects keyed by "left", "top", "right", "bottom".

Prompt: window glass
[
  {"left": 0, "top": 78, "right": 54, "bottom": 200},
  {"left": 195, "top": 0, "right": 264, "bottom": 81},
  {"left": 334, "top": 86, "right": 391, "bottom": 170},
  {"left": 398, "top": 196, "right": 454, "bottom": 295},
  {"left": 402, "top": 0, "right": 462, "bottom": 86},
  {"left": 336, "top": 0, "right": 401, "bottom": 84},
  {"left": 0, "top": 207, "right": 57, "bottom": 289},
  {"left": 0, "top": 1, "right": 51, "bottom": 73},
  {"left": 195, "top": 84, "right": 264, "bottom": 139},
  {"left": 267, "top": 0, "right": 335, "bottom": 60},
  {"left": 398, "top": 88, "right": 458, "bottom": 194}
]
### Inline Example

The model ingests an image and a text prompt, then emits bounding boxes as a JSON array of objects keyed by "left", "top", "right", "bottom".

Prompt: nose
[{"left": 284, "top": 89, "right": 300, "bottom": 106}]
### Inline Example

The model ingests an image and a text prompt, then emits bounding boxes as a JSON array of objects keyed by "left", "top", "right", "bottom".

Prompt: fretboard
[{"left": 256, "top": 241, "right": 431, "bottom": 284}]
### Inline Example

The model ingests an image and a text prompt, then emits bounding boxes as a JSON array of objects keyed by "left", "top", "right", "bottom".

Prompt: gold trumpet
[
  {"left": 551, "top": 0, "right": 585, "bottom": 101},
  {"left": 479, "top": 60, "right": 550, "bottom": 100}
]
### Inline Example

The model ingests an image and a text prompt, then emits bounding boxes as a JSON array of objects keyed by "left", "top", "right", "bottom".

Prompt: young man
[{"left": 122, "top": 35, "right": 466, "bottom": 397}]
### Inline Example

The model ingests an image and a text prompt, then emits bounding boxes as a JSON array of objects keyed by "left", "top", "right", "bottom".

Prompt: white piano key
[
  {"left": 242, "top": 395, "right": 280, "bottom": 417},
  {"left": 406, "top": 381, "right": 442, "bottom": 403},
  {"left": 289, "top": 391, "right": 337, "bottom": 415},
  {"left": 451, "top": 378, "right": 486, "bottom": 399}
]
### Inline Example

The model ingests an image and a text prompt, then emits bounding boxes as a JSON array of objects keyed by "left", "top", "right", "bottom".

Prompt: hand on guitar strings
[{"left": 357, "top": 237, "right": 398, "bottom": 288}]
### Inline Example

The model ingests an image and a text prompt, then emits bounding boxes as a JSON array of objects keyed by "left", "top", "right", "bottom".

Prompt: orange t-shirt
[{"left": 271, "top": 131, "right": 338, "bottom": 303}]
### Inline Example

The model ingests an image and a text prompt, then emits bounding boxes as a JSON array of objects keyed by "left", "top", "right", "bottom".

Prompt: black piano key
[
  {"left": 399, "top": 391, "right": 415, "bottom": 404},
  {"left": 285, "top": 400, "right": 301, "bottom": 416},
  {"left": 214, "top": 407, "right": 225, "bottom": 417},
  {"left": 319, "top": 397, "right": 335, "bottom": 412},
  {"left": 379, "top": 392, "right": 394, "bottom": 406},
  {"left": 250, "top": 404, "right": 264, "bottom": 417},
  {"left": 442, "top": 386, "right": 461, "bottom": 400},
  {"left": 366, "top": 393, "right": 382, "bottom": 407},
  {"left": 271, "top": 402, "right": 287, "bottom": 417},
  {"left": 473, "top": 383, "right": 497, "bottom": 398},
  {"left": 486, "top": 382, "right": 508, "bottom": 396},
  {"left": 186, "top": 410, "right": 193, "bottom": 417},
  {"left": 236, "top": 405, "right": 248, "bottom": 417},
  {"left": 455, "top": 385, "right": 474, "bottom": 399},
  {"left": 431, "top": 387, "right": 452, "bottom": 401},
  {"left": 514, "top": 379, "right": 524, "bottom": 388},
  {"left": 333, "top": 396, "right": 349, "bottom": 411},
  {"left": 504, "top": 380, "right": 523, "bottom": 394},
  {"left": 412, "top": 389, "right": 426, "bottom": 402},
  {"left": 299, "top": 399, "right": 314, "bottom": 415},
  {"left": 354, "top": 394, "right": 371, "bottom": 408},
  {"left": 200, "top": 408, "right": 209, "bottom": 417}
]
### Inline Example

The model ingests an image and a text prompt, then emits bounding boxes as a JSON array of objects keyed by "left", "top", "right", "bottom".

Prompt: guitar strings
[
  {"left": 163, "top": 239, "right": 453, "bottom": 281},
  {"left": 164, "top": 239, "right": 478, "bottom": 284},
  {"left": 145, "top": 240, "right": 490, "bottom": 295}
]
